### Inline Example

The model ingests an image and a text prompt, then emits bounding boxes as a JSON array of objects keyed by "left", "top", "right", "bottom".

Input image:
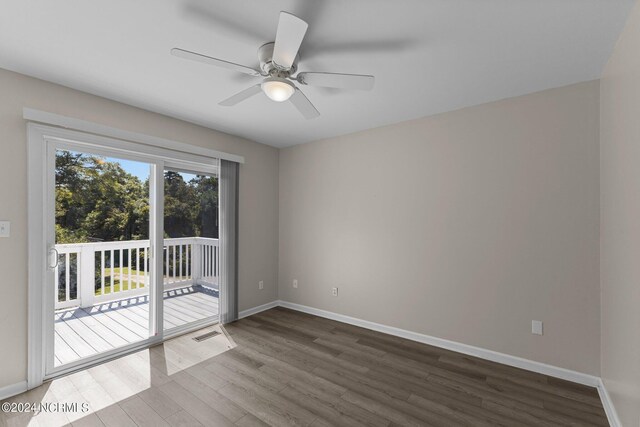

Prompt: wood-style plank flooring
[
  {"left": 2, "top": 307, "right": 608, "bottom": 426},
  {"left": 54, "top": 285, "right": 219, "bottom": 366}
]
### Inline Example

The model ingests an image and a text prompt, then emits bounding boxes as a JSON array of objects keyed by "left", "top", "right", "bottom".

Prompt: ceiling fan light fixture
[{"left": 261, "top": 77, "right": 295, "bottom": 102}]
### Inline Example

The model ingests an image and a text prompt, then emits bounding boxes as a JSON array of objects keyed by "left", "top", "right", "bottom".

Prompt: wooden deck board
[
  {"left": 132, "top": 298, "right": 181, "bottom": 329},
  {"left": 178, "top": 291, "right": 220, "bottom": 307},
  {"left": 163, "top": 300, "right": 202, "bottom": 323},
  {"left": 74, "top": 305, "right": 142, "bottom": 344},
  {"left": 60, "top": 311, "right": 115, "bottom": 353},
  {"left": 55, "top": 319, "right": 98, "bottom": 358},
  {"left": 165, "top": 296, "right": 216, "bottom": 319},
  {"left": 54, "top": 286, "right": 219, "bottom": 367},
  {"left": 70, "top": 309, "right": 130, "bottom": 349},
  {"left": 54, "top": 329, "right": 83, "bottom": 365},
  {"left": 93, "top": 305, "right": 149, "bottom": 339}
]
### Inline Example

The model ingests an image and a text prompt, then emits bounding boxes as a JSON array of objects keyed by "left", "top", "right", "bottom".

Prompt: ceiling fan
[{"left": 171, "top": 11, "right": 375, "bottom": 119}]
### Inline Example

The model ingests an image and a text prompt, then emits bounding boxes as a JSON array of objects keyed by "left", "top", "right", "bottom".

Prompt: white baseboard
[
  {"left": 238, "top": 300, "right": 280, "bottom": 319},
  {"left": 597, "top": 378, "right": 622, "bottom": 427},
  {"left": 277, "top": 300, "right": 600, "bottom": 387},
  {"left": 0, "top": 381, "right": 27, "bottom": 401}
]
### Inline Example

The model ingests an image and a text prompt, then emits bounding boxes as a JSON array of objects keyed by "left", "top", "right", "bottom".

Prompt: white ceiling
[{"left": 0, "top": 1, "right": 634, "bottom": 148}]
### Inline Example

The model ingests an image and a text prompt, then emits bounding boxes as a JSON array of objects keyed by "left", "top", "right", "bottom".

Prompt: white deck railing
[{"left": 54, "top": 237, "right": 219, "bottom": 310}]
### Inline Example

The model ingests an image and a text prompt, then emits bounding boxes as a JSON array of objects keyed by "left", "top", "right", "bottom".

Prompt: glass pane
[
  {"left": 54, "top": 149, "right": 151, "bottom": 367},
  {"left": 163, "top": 169, "right": 219, "bottom": 332}
]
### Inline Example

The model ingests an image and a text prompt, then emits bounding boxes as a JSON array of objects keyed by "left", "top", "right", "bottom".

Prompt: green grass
[
  {"left": 106, "top": 267, "right": 140, "bottom": 276},
  {"left": 96, "top": 267, "right": 145, "bottom": 295},
  {"left": 95, "top": 267, "right": 189, "bottom": 295}
]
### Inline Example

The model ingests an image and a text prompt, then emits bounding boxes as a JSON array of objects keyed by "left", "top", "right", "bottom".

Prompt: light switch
[
  {"left": 0, "top": 221, "right": 10, "bottom": 238},
  {"left": 532, "top": 320, "right": 543, "bottom": 335}
]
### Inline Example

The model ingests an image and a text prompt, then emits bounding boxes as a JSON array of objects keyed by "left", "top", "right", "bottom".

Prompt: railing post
[
  {"left": 192, "top": 239, "right": 202, "bottom": 286},
  {"left": 80, "top": 245, "right": 95, "bottom": 308}
]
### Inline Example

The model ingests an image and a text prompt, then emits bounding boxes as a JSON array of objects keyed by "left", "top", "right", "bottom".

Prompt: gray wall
[
  {"left": 1, "top": 49, "right": 624, "bottom": 408},
  {"left": 600, "top": 0, "right": 640, "bottom": 423},
  {"left": 0, "top": 68, "right": 279, "bottom": 389},
  {"left": 279, "top": 81, "right": 601, "bottom": 375}
]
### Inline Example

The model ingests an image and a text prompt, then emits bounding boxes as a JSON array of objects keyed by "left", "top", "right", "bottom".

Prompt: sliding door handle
[{"left": 48, "top": 247, "right": 60, "bottom": 270}]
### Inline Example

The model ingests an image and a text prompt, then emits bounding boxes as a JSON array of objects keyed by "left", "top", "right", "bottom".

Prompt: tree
[
  {"left": 191, "top": 175, "right": 218, "bottom": 238},
  {"left": 56, "top": 151, "right": 149, "bottom": 243},
  {"left": 82, "top": 160, "right": 149, "bottom": 241},
  {"left": 163, "top": 171, "right": 197, "bottom": 238},
  {"left": 55, "top": 151, "right": 218, "bottom": 244},
  {"left": 55, "top": 151, "right": 99, "bottom": 243}
]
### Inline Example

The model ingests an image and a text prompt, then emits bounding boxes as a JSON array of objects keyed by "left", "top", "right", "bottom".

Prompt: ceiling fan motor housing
[{"left": 258, "top": 42, "right": 299, "bottom": 76}]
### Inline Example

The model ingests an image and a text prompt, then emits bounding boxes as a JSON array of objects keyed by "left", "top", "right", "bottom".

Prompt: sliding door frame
[{"left": 27, "top": 123, "right": 222, "bottom": 388}]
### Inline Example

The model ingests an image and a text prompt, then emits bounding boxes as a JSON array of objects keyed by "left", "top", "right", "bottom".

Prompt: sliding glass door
[
  {"left": 162, "top": 168, "right": 219, "bottom": 333},
  {"left": 50, "top": 147, "right": 154, "bottom": 369},
  {"left": 43, "top": 135, "right": 220, "bottom": 377}
]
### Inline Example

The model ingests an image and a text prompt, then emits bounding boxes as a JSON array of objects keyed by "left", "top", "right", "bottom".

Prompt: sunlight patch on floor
[{"left": 0, "top": 324, "right": 233, "bottom": 426}]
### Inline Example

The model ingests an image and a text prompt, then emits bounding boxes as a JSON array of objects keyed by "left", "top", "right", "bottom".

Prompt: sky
[
  {"left": 63, "top": 149, "right": 205, "bottom": 182},
  {"left": 116, "top": 158, "right": 150, "bottom": 181},
  {"left": 108, "top": 157, "right": 198, "bottom": 182}
]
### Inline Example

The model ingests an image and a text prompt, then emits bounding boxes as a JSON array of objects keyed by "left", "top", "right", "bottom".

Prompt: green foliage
[
  {"left": 55, "top": 151, "right": 149, "bottom": 243},
  {"left": 55, "top": 150, "right": 218, "bottom": 244},
  {"left": 163, "top": 172, "right": 219, "bottom": 238},
  {"left": 193, "top": 175, "right": 219, "bottom": 238}
]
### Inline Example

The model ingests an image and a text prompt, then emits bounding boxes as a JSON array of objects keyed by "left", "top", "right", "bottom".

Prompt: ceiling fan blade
[
  {"left": 272, "top": 12, "right": 308, "bottom": 70},
  {"left": 297, "top": 72, "right": 375, "bottom": 91},
  {"left": 290, "top": 88, "right": 320, "bottom": 119},
  {"left": 219, "top": 85, "right": 263, "bottom": 106},
  {"left": 171, "top": 48, "right": 262, "bottom": 77}
]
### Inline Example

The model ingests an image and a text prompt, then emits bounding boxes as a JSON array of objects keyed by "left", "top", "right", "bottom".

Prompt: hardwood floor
[{"left": 1, "top": 307, "right": 608, "bottom": 426}]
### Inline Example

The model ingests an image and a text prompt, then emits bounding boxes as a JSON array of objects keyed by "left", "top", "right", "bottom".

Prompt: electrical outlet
[
  {"left": 532, "top": 320, "right": 543, "bottom": 335},
  {"left": 258, "top": 281, "right": 264, "bottom": 290},
  {"left": 0, "top": 221, "right": 10, "bottom": 238},
  {"left": 293, "top": 279, "right": 298, "bottom": 289},
  {"left": 331, "top": 287, "right": 338, "bottom": 297}
]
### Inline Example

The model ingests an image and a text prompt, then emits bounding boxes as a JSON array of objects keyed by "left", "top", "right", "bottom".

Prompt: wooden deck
[{"left": 54, "top": 285, "right": 219, "bottom": 366}]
